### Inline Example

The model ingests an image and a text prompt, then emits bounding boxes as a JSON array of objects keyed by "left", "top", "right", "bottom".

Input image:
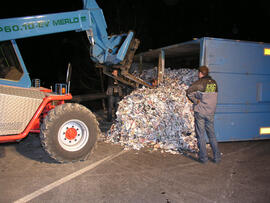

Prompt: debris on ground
[{"left": 105, "top": 68, "right": 199, "bottom": 154}]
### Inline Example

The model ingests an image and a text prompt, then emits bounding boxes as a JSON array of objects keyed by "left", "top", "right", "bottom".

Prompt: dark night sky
[
  {"left": 3, "top": 0, "right": 270, "bottom": 47},
  {"left": 1, "top": 0, "right": 270, "bottom": 94}
]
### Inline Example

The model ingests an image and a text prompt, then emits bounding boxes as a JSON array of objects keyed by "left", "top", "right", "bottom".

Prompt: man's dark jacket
[{"left": 186, "top": 75, "right": 218, "bottom": 115}]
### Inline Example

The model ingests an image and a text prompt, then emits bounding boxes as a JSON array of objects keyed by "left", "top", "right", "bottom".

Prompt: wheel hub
[
  {"left": 65, "top": 128, "right": 77, "bottom": 140},
  {"left": 58, "top": 119, "right": 89, "bottom": 152}
]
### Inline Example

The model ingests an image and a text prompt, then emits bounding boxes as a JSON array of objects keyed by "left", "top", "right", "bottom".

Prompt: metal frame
[{"left": 0, "top": 94, "right": 72, "bottom": 143}]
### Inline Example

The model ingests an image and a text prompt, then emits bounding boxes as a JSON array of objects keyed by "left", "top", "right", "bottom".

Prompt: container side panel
[
  {"left": 211, "top": 72, "right": 270, "bottom": 104},
  {"left": 215, "top": 113, "right": 270, "bottom": 141},
  {"left": 205, "top": 39, "right": 270, "bottom": 74},
  {"left": 203, "top": 38, "right": 270, "bottom": 141}
]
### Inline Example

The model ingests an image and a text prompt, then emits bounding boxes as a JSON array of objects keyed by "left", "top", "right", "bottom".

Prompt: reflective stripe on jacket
[{"left": 186, "top": 75, "right": 218, "bottom": 115}]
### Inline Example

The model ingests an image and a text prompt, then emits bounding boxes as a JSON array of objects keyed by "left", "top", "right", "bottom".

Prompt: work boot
[
  {"left": 198, "top": 158, "right": 208, "bottom": 164},
  {"left": 213, "top": 153, "right": 221, "bottom": 164}
]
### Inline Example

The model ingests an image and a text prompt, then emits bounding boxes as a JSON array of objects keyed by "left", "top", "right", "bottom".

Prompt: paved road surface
[{"left": 0, "top": 133, "right": 270, "bottom": 203}]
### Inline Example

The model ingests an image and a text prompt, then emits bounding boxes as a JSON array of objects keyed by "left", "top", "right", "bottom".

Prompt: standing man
[{"left": 186, "top": 66, "right": 221, "bottom": 163}]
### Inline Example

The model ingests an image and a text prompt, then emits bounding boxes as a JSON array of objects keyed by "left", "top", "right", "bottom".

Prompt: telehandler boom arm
[
  {"left": 0, "top": 0, "right": 162, "bottom": 88},
  {"left": 0, "top": 0, "right": 134, "bottom": 66}
]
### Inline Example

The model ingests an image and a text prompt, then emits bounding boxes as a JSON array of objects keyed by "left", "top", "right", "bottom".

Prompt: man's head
[
  {"left": 112, "top": 69, "right": 118, "bottom": 77},
  {"left": 198, "top": 66, "right": 209, "bottom": 78}
]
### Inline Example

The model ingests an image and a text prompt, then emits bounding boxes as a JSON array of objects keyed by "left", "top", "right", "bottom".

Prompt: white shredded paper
[{"left": 105, "top": 68, "right": 199, "bottom": 154}]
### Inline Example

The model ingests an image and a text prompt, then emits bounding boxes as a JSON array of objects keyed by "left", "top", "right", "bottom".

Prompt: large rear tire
[{"left": 40, "top": 103, "right": 100, "bottom": 163}]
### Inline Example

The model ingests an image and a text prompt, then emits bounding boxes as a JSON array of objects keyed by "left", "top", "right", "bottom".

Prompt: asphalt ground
[
  {"left": 1, "top": 111, "right": 270, "bottom": 203},
  {"left": 1, "top": 132, "right": 270, "bottom": 203}
]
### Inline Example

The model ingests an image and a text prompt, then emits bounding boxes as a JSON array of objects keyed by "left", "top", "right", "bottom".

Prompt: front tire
[{"left": 40, "top": 103, "right": 100, "bottom": 163}]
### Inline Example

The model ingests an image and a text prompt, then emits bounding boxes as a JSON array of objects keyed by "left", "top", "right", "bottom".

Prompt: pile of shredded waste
[{"left": 105, "top": 68, "right": 199, "bottom": 154}]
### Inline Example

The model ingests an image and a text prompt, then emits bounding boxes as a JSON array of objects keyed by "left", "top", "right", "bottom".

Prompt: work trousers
[
  {"left": 194, "top": 112, "right": 220, "bottom": 162},
  {"left": 107, "top": 95, "right": 120, "bottom": 121}
]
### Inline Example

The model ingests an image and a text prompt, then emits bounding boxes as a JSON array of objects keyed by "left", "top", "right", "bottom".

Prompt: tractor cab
[{"left": 0, "top": 40, "right": 31, "bottom": 88}]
